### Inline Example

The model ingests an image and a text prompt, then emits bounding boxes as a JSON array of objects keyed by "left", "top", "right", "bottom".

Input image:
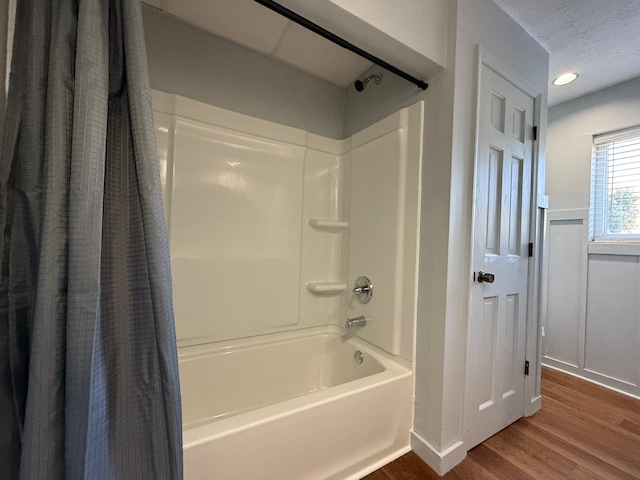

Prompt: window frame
[{"left": 590, "top": 125, "right": 640, "bottom": 242}]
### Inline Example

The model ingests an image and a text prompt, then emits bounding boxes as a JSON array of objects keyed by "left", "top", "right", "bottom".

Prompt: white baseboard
[
  {"left": 542, "top": 360, "right": 640, "bottom": 400},
  {"left": 410, "top": 432, "right": 466, "bottom": 476}
]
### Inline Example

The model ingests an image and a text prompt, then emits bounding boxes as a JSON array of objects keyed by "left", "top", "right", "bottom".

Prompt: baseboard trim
[
  {"left": 410, "top": 432, "right": 466, "bottom": 476},
  {"left": 542, "top": 361, "right": 640, "bottom": 401}
]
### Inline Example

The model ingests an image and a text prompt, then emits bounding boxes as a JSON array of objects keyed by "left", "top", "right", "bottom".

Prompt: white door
[{"left": 465, "top": 64, "right": 535, "bottom": 449}]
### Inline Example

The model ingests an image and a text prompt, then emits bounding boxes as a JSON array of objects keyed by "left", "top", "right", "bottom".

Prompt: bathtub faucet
[{"left": 345, "top": 315, "right": 367, "bottom": 330}]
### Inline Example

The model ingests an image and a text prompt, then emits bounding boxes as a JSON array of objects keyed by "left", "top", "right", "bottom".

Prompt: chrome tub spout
[{"left": 345, "top": 315, "right": 366, "bottom": 330}]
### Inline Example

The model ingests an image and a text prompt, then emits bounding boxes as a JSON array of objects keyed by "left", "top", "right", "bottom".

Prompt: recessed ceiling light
[{"left": 552, "top": 73, "right": 578, "bottom": 86}]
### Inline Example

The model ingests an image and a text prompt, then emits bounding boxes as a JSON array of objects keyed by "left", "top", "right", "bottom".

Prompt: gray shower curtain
[{"left": 0, "top": 0, "right": 183, "bottom": 479}]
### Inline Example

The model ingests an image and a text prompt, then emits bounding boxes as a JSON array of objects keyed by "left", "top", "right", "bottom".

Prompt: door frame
[{"left": 463, "top": 46, "right": 545, "bottom": 446}]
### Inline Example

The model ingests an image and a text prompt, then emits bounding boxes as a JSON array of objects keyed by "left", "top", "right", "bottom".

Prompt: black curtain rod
[{"left": 253, "top": 0, "right": 429, "bottom": 91}]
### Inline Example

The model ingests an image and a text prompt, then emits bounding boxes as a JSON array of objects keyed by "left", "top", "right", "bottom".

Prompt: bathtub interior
[
  {"left": 178, "top": 327, "right": 385, "bottom": 428},
  {"left": 180, "top": 326, "right": 414, "bottom": 480}
]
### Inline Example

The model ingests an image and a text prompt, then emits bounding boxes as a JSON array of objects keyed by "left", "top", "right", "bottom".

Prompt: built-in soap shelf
[
  {"left": 307, "top": 219, "right": 349, "bottom": 231},
  {"left": 306, "top": 281, "right": 347, "bottom": 295}
]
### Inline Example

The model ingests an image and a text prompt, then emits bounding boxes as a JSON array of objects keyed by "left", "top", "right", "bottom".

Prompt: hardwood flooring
[{"left": 365, "top": 367, "right": 640, "bottom": 479}]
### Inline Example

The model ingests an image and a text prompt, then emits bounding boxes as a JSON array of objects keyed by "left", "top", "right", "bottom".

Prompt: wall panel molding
[{"left": 543, "top": 209, "right": 640, "bottom": 399}]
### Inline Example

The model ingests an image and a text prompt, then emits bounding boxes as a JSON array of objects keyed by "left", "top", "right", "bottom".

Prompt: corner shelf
[
  {"left": 308, "top": 219, "right": 349, "bottom": 232},
  {"left": 306, "top": 281, "right": 347, "bottom": 295}
]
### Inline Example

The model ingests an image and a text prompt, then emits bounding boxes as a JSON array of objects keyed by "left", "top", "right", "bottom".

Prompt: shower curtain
[{"left": 0, "top": 0, "right": 182, "bottom": 479}]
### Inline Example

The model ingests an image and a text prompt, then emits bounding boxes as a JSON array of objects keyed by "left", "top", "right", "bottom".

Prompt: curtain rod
[{"left": 253, "top": 0, "right": 429, "bottom": 91}]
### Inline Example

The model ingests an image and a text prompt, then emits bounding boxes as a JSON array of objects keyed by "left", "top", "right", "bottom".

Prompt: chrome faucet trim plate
[{"left": 353, "top": 276, "right": 373, "bottom": 304}]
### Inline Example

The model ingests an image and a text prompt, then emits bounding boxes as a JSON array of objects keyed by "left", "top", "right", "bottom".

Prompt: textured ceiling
[{"left": 492, "top": 0, "right": 640, "bottom": 106}]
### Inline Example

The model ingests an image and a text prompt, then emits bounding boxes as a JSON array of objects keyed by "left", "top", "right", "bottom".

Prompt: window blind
[{"left": 591, "top": 126, "right": 640, "bottom": 239}]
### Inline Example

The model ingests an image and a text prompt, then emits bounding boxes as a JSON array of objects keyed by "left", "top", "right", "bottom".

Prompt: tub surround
[
  {"left": 152, "top": 91, "right": 424, "bottom": 478},
  {"left": 152, "top": 91, "right": 423, "bottom": 362},
  {"left": 348, "top": 105, "right": 423, "bottom": 359},
  {"left": 153, "top": 91, "right": 350, "bottom": 346}
]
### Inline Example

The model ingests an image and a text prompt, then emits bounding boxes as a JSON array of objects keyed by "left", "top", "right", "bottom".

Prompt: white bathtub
[{"left": 179, "top": 325, "right": 413, "bottom": 480}]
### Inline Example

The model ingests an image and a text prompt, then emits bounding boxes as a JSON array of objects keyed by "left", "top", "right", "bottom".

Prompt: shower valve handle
[
  {"left": 353, "top": 286, "right": 371, "bottom": 294},
  {"left": 352, "top": 276, "right": 373, "bottom": 304}
]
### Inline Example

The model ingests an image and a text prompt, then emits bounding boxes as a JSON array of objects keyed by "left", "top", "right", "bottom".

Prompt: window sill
[{"left": 588, "top": 242, "right": 640, "bottom": 256}]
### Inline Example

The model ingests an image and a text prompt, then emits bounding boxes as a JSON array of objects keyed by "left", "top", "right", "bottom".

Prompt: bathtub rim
[{"left": 179, "top": 324, "right": 412, "bottom": 449}]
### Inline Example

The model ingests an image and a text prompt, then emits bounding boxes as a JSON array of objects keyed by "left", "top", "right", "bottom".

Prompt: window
[{"left": 591, "top": 126, "right": 640, "bottom": 240}]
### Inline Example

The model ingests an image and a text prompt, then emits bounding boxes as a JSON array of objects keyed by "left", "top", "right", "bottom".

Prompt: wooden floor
[{"left": 365, "top": 368, "right": 640, "bottom": 479}]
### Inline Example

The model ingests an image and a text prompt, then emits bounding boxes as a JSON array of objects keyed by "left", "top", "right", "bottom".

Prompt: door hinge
[
  {"left": 528, "top": 242, "right": 534, "bottom": 257},
  {"left": 533, "top": 125, "right": 538, "bottom": 141},
  {"left": 524, "top": 360, "right": 530, "bottom": 376}
]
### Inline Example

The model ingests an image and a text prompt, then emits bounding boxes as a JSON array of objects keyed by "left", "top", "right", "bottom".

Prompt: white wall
[
  {"left": 544, "top": 76, "right": 640, "bottom": 398},
  {"left": 547, "top": 77, "right": 640, "bottom": 211},
  {"left": 322, "top": 0, "right": 448, "bottom": 67},
  {"left": 277, "top": 0, "right": 447, "bottom": 82}
]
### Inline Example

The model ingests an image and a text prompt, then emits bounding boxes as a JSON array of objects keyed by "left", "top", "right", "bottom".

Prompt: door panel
[
  {"left": 465, "top": 64, "right": 534, "bottom": 449},
  {"left": 486, "top": 147, "right": 503, "bottom": 255}
]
